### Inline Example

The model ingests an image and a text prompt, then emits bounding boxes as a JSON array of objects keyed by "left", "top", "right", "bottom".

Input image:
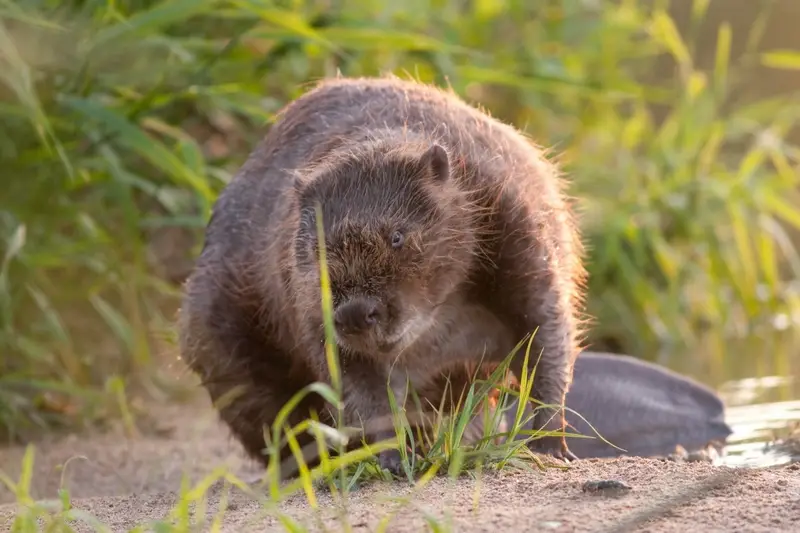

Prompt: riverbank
[{"left": 2, "top": 392, "right": 798, "bottom": 533}]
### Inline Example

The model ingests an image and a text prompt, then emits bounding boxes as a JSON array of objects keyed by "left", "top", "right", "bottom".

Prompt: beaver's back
[
  {"left": 205, "top": 76, "right": 554, "bottom": 267},
  {"left": 256, "top": 76, "right": 542, "bottom": 183}
]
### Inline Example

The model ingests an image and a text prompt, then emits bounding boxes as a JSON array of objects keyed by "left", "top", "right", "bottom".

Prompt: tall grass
[{"left": 1, "top": 0, "right": 799, "bottom": 438}]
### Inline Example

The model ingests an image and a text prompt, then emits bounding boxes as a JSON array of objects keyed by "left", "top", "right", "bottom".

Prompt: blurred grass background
[{"left": 1, "top": 0, "right": 799, "bottom": 441}]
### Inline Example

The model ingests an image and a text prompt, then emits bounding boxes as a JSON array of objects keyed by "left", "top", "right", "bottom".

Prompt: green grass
[{"left": 1, "top": 0, "right": 800, "bottom": 514}]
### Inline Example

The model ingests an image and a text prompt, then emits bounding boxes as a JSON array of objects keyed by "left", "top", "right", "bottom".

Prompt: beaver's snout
[{"left": 333, "top": 296, "right": 386, "bottom": 337}]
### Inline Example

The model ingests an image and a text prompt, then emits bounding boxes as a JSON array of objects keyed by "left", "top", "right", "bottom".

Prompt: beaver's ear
[{"left": 419, "top": 143, "right": 450, "bottom": 183}]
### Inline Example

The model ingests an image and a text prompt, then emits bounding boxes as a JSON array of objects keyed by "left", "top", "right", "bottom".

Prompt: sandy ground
[{"left": 1, "top": 392, "right": 799, "bottom": 533}]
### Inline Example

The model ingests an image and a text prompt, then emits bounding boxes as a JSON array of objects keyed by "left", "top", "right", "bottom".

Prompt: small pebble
[{"left": 582, "top": 479, "right": 633, "bottom": 495}]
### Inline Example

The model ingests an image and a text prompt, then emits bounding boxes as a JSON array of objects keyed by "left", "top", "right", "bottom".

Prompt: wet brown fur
[{"left": 178, "top": 75, "right": 588, "bottom": 475}]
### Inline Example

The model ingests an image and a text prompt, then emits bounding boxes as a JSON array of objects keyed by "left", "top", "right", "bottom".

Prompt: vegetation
[
  {"left": 2, "top": 0, "right": 800, "bottom": 530},
  {"left": 1, "top": 0, "right": 799, "bottom": 451}
]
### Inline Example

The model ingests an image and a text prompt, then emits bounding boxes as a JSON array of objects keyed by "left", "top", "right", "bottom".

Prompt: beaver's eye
[{"left": 390, "top": 230, "right": 405, "bottom": 250}]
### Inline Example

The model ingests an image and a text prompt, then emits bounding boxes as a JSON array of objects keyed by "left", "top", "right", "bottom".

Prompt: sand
[{"left": 1, "top": 393, "right": 799, "bottom": 533}]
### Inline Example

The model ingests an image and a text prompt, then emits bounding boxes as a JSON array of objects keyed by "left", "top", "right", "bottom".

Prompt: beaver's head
[{"left": 291, "top": 138, "right": 479, "bottom": 357}]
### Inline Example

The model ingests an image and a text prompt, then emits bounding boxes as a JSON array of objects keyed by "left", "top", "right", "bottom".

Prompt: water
[
  {"left": 718, "top": 370, "right": 800, "bottom": 468},
  {"left": 657, "top": 333, "right": 800, "bottom": 468},
  {"left": 722, "top": 396, "right": 800, "bottom": 467},
  {"left": 649, "top": 0, "right": 800, "bottom": 469}
]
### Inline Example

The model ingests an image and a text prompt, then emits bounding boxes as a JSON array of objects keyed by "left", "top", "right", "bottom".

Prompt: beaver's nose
[{"left": 334, "top": 297, "right": 385, "bottom": 335}]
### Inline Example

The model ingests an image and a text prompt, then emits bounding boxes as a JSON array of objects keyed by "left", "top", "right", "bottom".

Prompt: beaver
[{"left": 178, "top": 75, "right": 587, "bottom": 475}]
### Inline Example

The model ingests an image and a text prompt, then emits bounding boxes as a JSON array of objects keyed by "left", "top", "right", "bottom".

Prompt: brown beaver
[{"left": 178, "top": 75, "right": 587, "bottom": 476}]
